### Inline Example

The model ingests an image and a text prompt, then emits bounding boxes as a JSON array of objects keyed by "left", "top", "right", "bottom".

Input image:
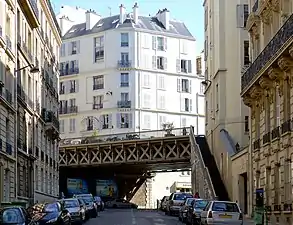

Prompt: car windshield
[
  {"left": 82, "top": 197, "right": 94, "bottom": 204},
  {"left": 194, "top": 200, "right": 208, "bottom": 209},
  {"left": 186, "top": 198, "right": 195, "bottom": 205},
  {"left": 44, "top": 203, "right": 59, "bottom": 213},
  {"left": 94, "top": 197, "right": 101, "bottom": 201},
  {"left": 1, "top": 208, "right": 23, "bottom": 224},
  {"left": 64, "top": 200, "right": 79, "bottom": 208},
  {"left": 212, "top": 202, "right": 239, "bottom": 212},
  {"left": 174, "top": 193, "right": 193, "bottom": 200}
]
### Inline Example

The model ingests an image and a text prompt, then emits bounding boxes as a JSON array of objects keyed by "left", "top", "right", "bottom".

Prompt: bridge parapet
[
  {"left": 59, "top": 127, "right": 191, "bottom": 167},
  {"left": 190, "top": 128, "right": 216, "bottom": 199}
]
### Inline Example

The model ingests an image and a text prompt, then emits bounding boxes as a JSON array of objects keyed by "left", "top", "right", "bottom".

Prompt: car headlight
[{"left": 46, "top": 217, "right": 58, "bottom": 223}]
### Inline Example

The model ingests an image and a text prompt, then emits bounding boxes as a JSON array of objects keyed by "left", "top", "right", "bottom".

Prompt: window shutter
[
  {"left": 164, "top": 57, "right": 167, "bottom": 70},
  {"left": 177, "top": 78, "right": 181, "bottom": 92},
  {"left": 75, "top": 80, "right": 79, "bottom": 92},
  {"left": 152, "top": 36, "right": 157, "bottom": 50},
  {"left": 187, "top": 60, "right": 192, "bottom": 73},
  {"left": 108, "top": 114, "right": 113, "bottom": 128},
  {"left": 180, "top": 98, "right": 185, "bottom": 111},
  {"left": 176, "top": 59, "right": 181, "bottom": 72},
  {"left": 68, "top": 43, "right": 72, "bottom": 55},
  {"left": 129, "top": 113, "right": 133, "bottom": 128},
  {"left": 164, "top": 37, "right": 167, "bottom": 51},
  {"left": 77, "top": 40, "right": 80, "bottom": 53},
  {"left": 152, "top": 56, "right": 156, "bottom": 69},
  {"left": 236, "top": 4, "right": 244, "bottom": 28},
  {"left": 99, "top": 115, "right": 104, "bottom": 129},
  {"left": 189, "top": 99, "right": 193, "bottom": 112},
  {"left": 189, "top": 80, "right": 192, "bottom": 94},
  {"left": 116, "top": 113, "right": 121, "bottom": 128}
]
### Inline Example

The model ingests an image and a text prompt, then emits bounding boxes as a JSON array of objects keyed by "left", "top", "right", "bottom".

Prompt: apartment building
[
  {"left": 242, "top": 0, "right": 293, "bottom": 222},
  {"left": 0, "top": 0, "right": 61, "bottom": 204},
  {"left": 203, "top": 0, "right": 250, "bottom": 200},
  {"left": 57, "top": 4, "right": 205, "bottom": 141}
]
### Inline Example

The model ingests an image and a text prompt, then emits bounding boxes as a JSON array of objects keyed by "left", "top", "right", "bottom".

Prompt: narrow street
[{"left": 86, "top": 209, "right": 181, "bottom": 225}]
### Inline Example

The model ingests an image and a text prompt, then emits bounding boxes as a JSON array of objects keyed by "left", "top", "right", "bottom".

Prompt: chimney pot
[{"left": 133, "top": 2, "right": 138, "bottom": 23}]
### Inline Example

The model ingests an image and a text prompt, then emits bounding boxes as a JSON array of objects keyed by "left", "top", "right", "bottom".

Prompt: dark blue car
[{"left": 29, "top": 202, "right": 71, "bottom": 225}]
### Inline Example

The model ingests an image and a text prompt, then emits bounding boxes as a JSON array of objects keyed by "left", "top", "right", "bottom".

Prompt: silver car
[
  {"left": 200, "top": 201, "right": 243, "bottom": 225},
  {"left": 62, "top": 198, "right": 85, "bottom": 225}
]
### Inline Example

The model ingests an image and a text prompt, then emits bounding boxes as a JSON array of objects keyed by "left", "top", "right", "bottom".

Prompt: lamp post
[{"left": 14, "top": 63, "right": 39, "bottom": 203}]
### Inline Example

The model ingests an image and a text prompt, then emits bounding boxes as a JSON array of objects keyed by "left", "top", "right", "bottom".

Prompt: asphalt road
[
  {"left": 85, "top": 209, "right": 255, "bottom": 225},
  {"left": 86, "top": 209, "right": 181, "bottom": 225}
]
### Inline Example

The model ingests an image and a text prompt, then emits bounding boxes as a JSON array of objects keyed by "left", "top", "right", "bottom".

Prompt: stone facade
[
  {"left": 242, "top": 0, "right": 293, "bottom": 223},
  {"left": 131, "top": 181, "right": 147, "bottom": 207}
]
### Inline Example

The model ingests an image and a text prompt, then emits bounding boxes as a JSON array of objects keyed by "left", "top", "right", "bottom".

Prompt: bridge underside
[{"left": 59, "top": 136, "right": 191, "bottom": 200}]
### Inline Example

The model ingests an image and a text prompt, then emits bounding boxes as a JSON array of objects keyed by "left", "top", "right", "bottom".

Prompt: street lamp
[
  {"left": 201, "top": 79, "right": 212, "bottom": 86},
  {"left": 15, "top": 64, "right": 39, "bottom": 74}
]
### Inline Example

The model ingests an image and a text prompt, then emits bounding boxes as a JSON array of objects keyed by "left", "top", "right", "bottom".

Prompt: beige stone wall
[{"left": 131, "top": 181, "right": 147, "bottom": 207}]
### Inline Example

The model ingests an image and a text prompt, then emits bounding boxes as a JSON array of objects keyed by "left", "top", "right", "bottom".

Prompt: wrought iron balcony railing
[
  {"left": 5, "top": 35, "right": 12, "bottom": 51},
  {"left": 59, "top": 67, "right": 79, "bottom": 76},
  {"left": 117, "top": 100, "right": 131, "bottom": 108},
  {"left": 241, "top": 14, "right": 293, "bottom": 91},
  {"left": 17, "top": 84, "right": 34, "bottom": 109},
  {"left": 117, "top": 60, "right": 132, "bottom": 68},
  {"left": 252, "top": 0, "right": 259, "bottom": 12},
  {"left": 93, "top": 103, "right": 103, "bottom": 110},
  {"left": 59, "top": 106, "right": 78, "bottom": 114},
  {"left": 0, "top": 86, "right": 13, "bottom": 105},
  {"left": 93, "top": 84, "right": 104, "bottom": 90},
  {"left": 41, "top": 108, "right": 59, "bottom": 130}
]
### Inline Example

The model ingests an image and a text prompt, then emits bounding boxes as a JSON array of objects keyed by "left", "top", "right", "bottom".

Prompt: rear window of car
[
  {"left": 174, "top": 193, "right": 193, "bottom": 200},
  {"left": 194, "top": 200, "right": 208, "bottom": 209},
  {"left": 186, "top": 198, "right": 195, "bottom": 205},
  {"left": 1, "top": 208, "right": 23, "bottom": 224},
  {"left": 212, "top": 202, "right": 239, "bottom": 212}
]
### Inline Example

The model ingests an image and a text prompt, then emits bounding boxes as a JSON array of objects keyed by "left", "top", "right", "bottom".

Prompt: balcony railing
[
  {"left": 271, "top": 126, "right": 280, "bottom": 140},
  {"left": 282, "top": 119, "right": 291, "bottom": 134},
  {"left": 93, "top": 103, "right": 103, "bottom": 110},
  {"left": 5, "top": 35, "right": 12, "bottom": 51},
  {"left": 117, "top": 100, "right": 131, "bottom": 108},
  {"left": 59, "top": 106, "right": 78, "bottom": 114},
  {"left": 120, "top": 82, "right": 129, "bottom": 87},
  {"left": 17, "top": 84, "right": 34, "bottom": 109},
  {"left": 252, "top": 0, "right": 259, "bottom": 12},
  {"left": 6, "top": 142, "right": 12, "bottom": 155},
  {"left": 60, "top": 67, "right": 79, "bottom": 76},
  {"left": 0, "top": 86, "right": 13, "bottom": 105},
  {"left": 93, "top": 84, "right": 104, "bottom": 90},
  {"left": 263, "top": 132, "right": 271, "bottom": 145},
  {"left": 117, "top": 60, "right": 132, "bottom": 69},
  {"left": 253, "top": 139, "right": 260, "bottom": 150},
  {"left": 241, "top": 14, "right": 293, "bottom": 91},
  {"left": 41, "top": 108, "right": 59, "bottom": 130}
]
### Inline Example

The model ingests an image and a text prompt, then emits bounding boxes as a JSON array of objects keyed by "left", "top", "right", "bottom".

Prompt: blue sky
[{"left": 51, "top": 0, "right": 204, "bottom": 54}]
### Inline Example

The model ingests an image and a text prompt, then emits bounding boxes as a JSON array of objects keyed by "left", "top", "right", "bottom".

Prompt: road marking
[
  {"left": 153, "top": 218, "right": 164, "bottom": 222},
  {"left": 131, "top": 209, "right": 137, "bottom": 225}
]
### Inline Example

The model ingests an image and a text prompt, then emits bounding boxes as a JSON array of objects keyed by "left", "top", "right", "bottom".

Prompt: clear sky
[{"left": 51, "top": 0, "right": 204, "bottom": 54}]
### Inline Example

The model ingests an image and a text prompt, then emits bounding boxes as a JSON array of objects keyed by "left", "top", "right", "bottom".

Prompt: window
[
  {"left": 121, "top": 52, "right": 129, "bottom": 62},
  {"left": 237, "top": 4, "right": 249, "bottom": 28},
  {"left": 205, "top": 101, "right": 208, "bottom": 124},
  {"left": 182, "top": 118, "right": 187, "bottom": 127},
  {"left": 117, "top": 113, "right": 132, "bottom": 128},
  {"left": 177, "top": 59, "right": 192, "bottom": 73},
  {"left": 60, "top": 120, "right": 65, "bottom": 133},
  {"left": 69, "top": 80, "right": 76, "bottom": 93},
  {"left": 157, "top": 94, "right": 165, "bottom": 109},
  {"left": 93, "top": 95, "right": 103, "bottom": 109},
  {"left": 159, "top": 115, "right": 166, "bottom": 129},
  {"left": 275, "top": 89, "right": 280, "bottom": 127},
  {"left": 94, "top": 36, "right": 104, "bottom": 62},
  {"left": 179, "top": 79, "right": 192, "bottom": 93},
  {"left": 155, "top": 56, "right": 167, "bottom": 70},
  {"left": 216, "top": 84, "right": 219, "bottom": 110},
  {"left": 158, "top": 75, "right": 165, "bottom": 89},
  {"left": 143, "top": 114, "right": 151, "bottom": 129},
  {"left": 69, "top": 98, "right": 76, "bottom": 106},
  {"left": 143, "top": 92, "right": 151, "bottom": 108},
  {"left": 244, "top": 5, "right": 249, "bottom": 27},
  {"left": 120, "top": 73, "right": 129, "bottom": 87},
  {"left": 200, "top": 83, "right": 205, "bottom": 94},
  {"left": 121, "top": 92, "right": 129, "bottom": 101},
  {"left": 101, "top": 114, "right": 111, "bottom": 129},
  {"left": 245, "top": 116, "right": 249, "bottom": 132},
  {"left": 196, "top": 57, "right": 202, "bottom": 75},
  {"left": 143, "top": 73, "right": 150, "bottom": 87},
  {"left": 59, "top": 82, "right": 65, "bottom": 94},
  {"left": 244, "top": 41, "right": 250, "bottom": 65},
  {"left": 69, "top": 118, "right": 75, "bottom": 132},
  {"left": 183, "top": 98, "right": 192, "bottom": 112},
  {"left": 60, "top": 44, "right": 65, "bottom": 57},
  {"left": 93, "top": 75, "right": 104, "bottom": 90},
  {"left": 70, "top": 41, "right": 79, "bottom": 55},
  {"left": 86, "top": 116, "right": 93, "bottom": 131},
  {"left": 152, "top": 36, "right": 167, "bottom": 51},
  {"left": 121, "top": 33, "right": 129, "bottom": 47}
]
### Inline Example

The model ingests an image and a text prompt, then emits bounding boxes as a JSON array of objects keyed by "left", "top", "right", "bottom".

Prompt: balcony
[
  {"left": 0, "top": 26, "right": 5, "bottom": 47},
  {"left": 5, "top": 142, "right": 12, "bottom": 155},
  {"left": 117, "top": 100, "right": 131, "bottom": 108},
  {"left": 263, "top": 132, "right": 271, "bottom": 145},
  {"left": 120, "top": 82, "right": 129, "bottom": 87},
  {"left": 271, "top": 126, "right": 280, "bottom": 140},
  {"left": 59, "top": 106, "right": 78, "bottom": 115},
  {"left": 241, "top": 14, "right": 293, "bottom": 93},
  {"left": 0, "top": 86, "right": 14, "bottom": 111},
  {"left": 17, "top": 84, "right": 34, "bottom": 110},
  {"left": 41, "top": 108, "right": 59, "bottom": 140},
  {"left": 18, "top": 0, "right": 40, "bottom": 28},
  {"left": 93, "top": 103, "right": 103, "bottom": 110},
  {"left": 117, "top": 60, "right": 132, "bottom": 70},
  {"left": 93, "top": 84, "right": 104, "bottom": 90},
  {"left": 60, "top": 67, "right": 79, "bottom": 76}
]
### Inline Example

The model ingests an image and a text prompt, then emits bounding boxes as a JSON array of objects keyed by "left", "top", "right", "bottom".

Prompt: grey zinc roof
[{"left": 62, "top": 15, "right": 194, "bottom": 40}]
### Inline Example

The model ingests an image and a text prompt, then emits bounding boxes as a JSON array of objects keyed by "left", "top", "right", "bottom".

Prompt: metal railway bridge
[{"left": 58, "top": 127, "right": 211, "bottom": 200}]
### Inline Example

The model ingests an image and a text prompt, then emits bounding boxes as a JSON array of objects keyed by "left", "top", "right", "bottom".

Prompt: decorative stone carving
[
  {"left": 259, "top": 76, "right": 273, "bottom": 89},
  {"left": 251, "top": 25, "right": 260, "bottom": 39},
  {"left": 260, "top": 7, "right": 272, "bottom": 24},
  {"left": 249, "top": 84, "right": 263, "bottom": 99},
  {"left": 278, "top": 56, "right": 293, "bottom": 72},
  {"left": 288, "top": 45, "right": 293, "bottom": 59},
  {"left": 243, "top": 95, "right": 253, "bottom": 107},
  {"left": 267, "top": 67, "right": 282, "bottom": 80},
  {"left": 271, "top": 0, "right": 280, "bottom": 11},
  {"left": 247, "top": 14, "right": 261, "bottom": 32},
  {"left": 275, "top": 79, "right": 284, "bottom": 96}
]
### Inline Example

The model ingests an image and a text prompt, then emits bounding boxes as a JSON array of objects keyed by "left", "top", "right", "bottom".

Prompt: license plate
[{"left": 219, "top": 214, "right": 232, "bottom": 219}]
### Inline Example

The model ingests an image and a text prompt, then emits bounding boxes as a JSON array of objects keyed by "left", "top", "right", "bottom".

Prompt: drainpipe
[{"left": 248, "top": 107, "right": 253, "bottom": 217}]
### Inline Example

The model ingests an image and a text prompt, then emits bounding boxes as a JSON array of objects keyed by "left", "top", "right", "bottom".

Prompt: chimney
[
  {"left": 133, "top": 3, "right": 138, "bottom": 24},
  {"left": 160, "top": 8, "right": 170, "bottom": 30},
  {"left": 59, "top": 16, "right": 73, "bottom": 36},
  {"left": 85, "top": 9, "right": 101, "bottom": 30},
  {"left": 119, "top": 4, "right": 125, "bottom": 24}
]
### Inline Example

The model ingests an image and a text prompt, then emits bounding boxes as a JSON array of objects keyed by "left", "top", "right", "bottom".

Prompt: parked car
[
  {"left": 29, "top": 202, "right": 71, "bottom": 225},
  {"left": 73, "top": 194, "right": 97, "bottom": 218},
  {"left": 106, "top": 199, "right": 138, "bottom": 209},
  {"left": 59, "top": 198, "right": 85, "bottom": 225},
  {"left": 186, "top": 199, "right": 209, "bottom": 225},
  {"left": 0, "top": 206, "right": 37, "bottom": 225},
  {"left": 94, "top": 196, "right": 105, "bottom": 211},
  {"left": 166, "top": 192, "right": 193, "bottom": 216},
  {"left": 178, "top": 197, "right": 195, "bottom": 222},
  {"left": 200, "top": 201, "right": 243, "bottom": 225},
  {"left": 160, "top": 196, "right": 169, "bottom": 211}
]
